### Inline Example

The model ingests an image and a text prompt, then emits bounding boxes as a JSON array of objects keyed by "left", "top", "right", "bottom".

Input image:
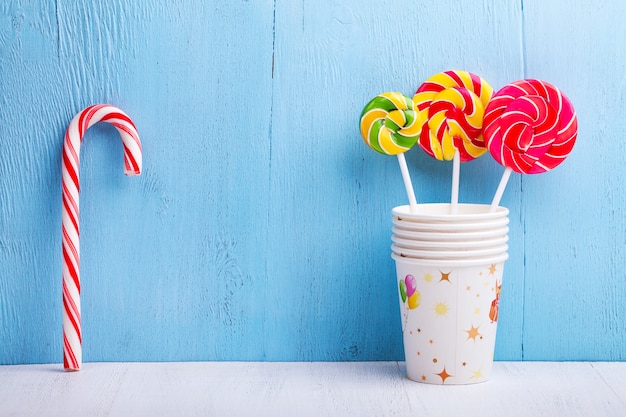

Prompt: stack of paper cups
[{"left": 391, "top": 203, "right": 509, "bottom": 384}]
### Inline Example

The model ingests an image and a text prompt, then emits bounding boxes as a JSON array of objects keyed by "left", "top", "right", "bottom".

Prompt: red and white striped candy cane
[{"left": 62, "top": 104, "right": 142, "bottom": 371}]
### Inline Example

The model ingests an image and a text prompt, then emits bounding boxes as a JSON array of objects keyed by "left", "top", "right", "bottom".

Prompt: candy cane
[{"left": 62, "top": 104, "right": 142, "bottom": 371}]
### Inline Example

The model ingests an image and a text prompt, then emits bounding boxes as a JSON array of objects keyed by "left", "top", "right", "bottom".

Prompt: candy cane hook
[{"left": 62, "top": 104, "right": 142, "bottom": 371}]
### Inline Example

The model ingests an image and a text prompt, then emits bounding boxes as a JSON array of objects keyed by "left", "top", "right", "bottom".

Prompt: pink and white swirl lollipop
[{"left": 484, "top": 79, "right": 578, "bottom": 209}]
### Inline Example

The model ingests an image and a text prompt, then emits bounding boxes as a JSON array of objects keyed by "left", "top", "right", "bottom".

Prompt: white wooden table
[{"left": 1, "top": 362, "right": 624, "bottom": 416}]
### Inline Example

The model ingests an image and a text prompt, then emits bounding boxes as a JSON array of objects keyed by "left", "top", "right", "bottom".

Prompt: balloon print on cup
[{"left": 399, "top": 274, "right": 421, "bottom": 310}]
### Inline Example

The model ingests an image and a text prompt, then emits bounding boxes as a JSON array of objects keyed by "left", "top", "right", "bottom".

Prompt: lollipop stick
[
  {"left": 490, "top": 167, "right": 512, "bottom": 212},
  {"left": 396, "top": 153, "right": 418, "bottom": 213},
  {"left": 450, "top": 149, "right": 460, "bottom": 214}
]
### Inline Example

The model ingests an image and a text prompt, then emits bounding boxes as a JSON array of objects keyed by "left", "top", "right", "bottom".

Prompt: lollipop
[
  {"left": 360, "top": 92, "right": 421, "bottom": 211},
  {"left": 413, "top": 70, "right": 493, "bottom": 212},
  {"left": 484, "top": 79, "right": 578, "bottom": 209}
]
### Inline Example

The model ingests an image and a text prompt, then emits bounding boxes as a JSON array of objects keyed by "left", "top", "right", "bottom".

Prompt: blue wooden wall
[{"left": 1, "top": 0, "right": 624, "bottom": 365}]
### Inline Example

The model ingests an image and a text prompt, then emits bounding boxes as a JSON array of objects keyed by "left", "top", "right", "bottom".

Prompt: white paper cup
[
  {"left": 392, "top": 217, "right": 510, "bottom": 232},
  {"left": 391, "top": 234, "right": 509, "bottom": 250},
  {"left": 393, "top": 252, "right": 507, "bottom": 384},
  {"left": 392, "top": 244, "right": 508, "bottom": 260},
  {"left": 393, "top": 204, "right": 509, "bottom": 222},
  {"left": 391, "top": 226, "right": 509, "bottom": 242}
]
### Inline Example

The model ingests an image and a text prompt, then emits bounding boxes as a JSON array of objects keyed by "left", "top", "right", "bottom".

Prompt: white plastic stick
[
  {"left": 490, "top": 167, "right": 513, "bottom": 212},
  {"left": 396, "top": 153, "right": 418, "bottom": 213},
  {"left": 450, "top": 150, "right": 460, "bottom": 214}
]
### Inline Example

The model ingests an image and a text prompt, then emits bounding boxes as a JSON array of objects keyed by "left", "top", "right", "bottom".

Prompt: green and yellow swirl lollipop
[{"left": 360, "top": 92, "right": 421, "bottom": 211}]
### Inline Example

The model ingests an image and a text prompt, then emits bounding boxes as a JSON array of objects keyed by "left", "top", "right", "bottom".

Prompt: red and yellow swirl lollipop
[
  {"left": 414, "top": 70, "right": 493, "bottom": 162},
  {"left": 360, "top": 92, "right": 422, "bottom": 210},
  {"left": 484, "top": 79, "right": 578, "bottom": 208},
  {"left": 413, "top": 70, "right": 494, "bottom": 210}
]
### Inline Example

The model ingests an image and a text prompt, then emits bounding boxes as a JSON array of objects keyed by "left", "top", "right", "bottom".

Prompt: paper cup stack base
[{"left": 391, "top": 204, "right": 509, "bottom": 385}]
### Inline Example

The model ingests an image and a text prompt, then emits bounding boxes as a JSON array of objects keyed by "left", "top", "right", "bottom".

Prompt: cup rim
[
  {"left": 392, "top": 251, "right": 509, "bottom": 267},
  {"left": 391, "top": 244, "right": 509, "bottom": 259},
  {"left": 391, "top": 226, "right": 509, "bottom": 241},
  {"left": 392, "top": 203, "right": 509, "bottom": 222},
  {"left": 392, "top": 216, "right": 509, "bottom": 232},
  {"left": 391, "top": 234, "right": 509, "bottom": 249}
]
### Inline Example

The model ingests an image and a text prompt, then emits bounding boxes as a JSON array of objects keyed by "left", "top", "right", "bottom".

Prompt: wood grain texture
[
  {"left": 0, "top": 0, "right": 624, "bottom": 365},
  {"left": 267, "top": 0, "right": 524, "bottom": 361},
  {"left": 520, "top": 0, "right": 626, "bottom": 360},
  {"left": 0, "top": 362, "right": 625, "bottom": 417}
]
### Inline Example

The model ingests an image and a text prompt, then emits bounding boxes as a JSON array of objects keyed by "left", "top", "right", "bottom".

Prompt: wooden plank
[
  {"left": 1, "top": 362, "right": 625, "bottom": 417},
  {"left": 405, "top": 362, "right": 626, "bottom": 417},
  {"left": 0, "top": 1, "right": 275, "bottom": 365},
  {"left": 520, "top": 0, "right": 626, "bottom": 361},
  {"left": 0, "top": 362, "right": 409, "bottom": 416},
  {"left": 1, "top": 0, "right": 624, "bottom": 367},
  {"left": 591, "top": 362, "right": 626, "bottom": 405},
  {"left": 267, "top": 0, "right": 525, "bottom": 362}
]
